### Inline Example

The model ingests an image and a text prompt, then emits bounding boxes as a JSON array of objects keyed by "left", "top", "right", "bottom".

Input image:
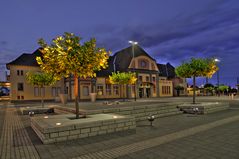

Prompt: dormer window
[{"left": 139, "top": 59, "right": 149, "bottom": 69}]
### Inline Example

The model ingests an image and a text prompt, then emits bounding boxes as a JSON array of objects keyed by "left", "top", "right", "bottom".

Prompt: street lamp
[
  {"left": 129, "top": 41, "right": 138, "bottom": 101},
  {"left": 214, "top": 58, "right": 220, "bottom": 96}
]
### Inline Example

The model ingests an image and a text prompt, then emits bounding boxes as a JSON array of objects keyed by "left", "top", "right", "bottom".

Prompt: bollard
[{"left": 148, "top": 115, "right": 155, "bottom": 126}]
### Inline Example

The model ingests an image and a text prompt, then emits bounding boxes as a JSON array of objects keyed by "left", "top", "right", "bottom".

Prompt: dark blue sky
[{"left": 0, "top": 0, "right": 239, "bottom": 87}]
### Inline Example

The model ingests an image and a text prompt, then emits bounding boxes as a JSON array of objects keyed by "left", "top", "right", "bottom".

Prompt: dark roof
[
  {"left": 157, "top": 63, "right": 176, "bottom": 78},
  {"left": 113, "top": 45, "right": 156, "bottom": 72},
  {"left": 97, "top": 45, "right": 156, "bottom": 76},
  {"left": 96, "top": 56, "right": 114, "bottom": 77},
  {"left": 6, "top": 49, "right": 42, "bottom": 68}
]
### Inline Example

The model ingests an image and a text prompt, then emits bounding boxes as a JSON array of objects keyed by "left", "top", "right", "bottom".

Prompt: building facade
[{"left": 7, "top": 45, "right": 187, "bottom": 102}]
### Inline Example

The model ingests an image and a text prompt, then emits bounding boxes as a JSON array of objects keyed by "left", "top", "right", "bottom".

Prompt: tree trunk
[
  {"left": 193, "top": 75, "right": 196, "bottom": 104},
  {"left": 177, "top": 90, "right": 180, "bottom": 97},
  {"left": 41, "top": 86, "right": 44, "bottom": 108},
  {"left": 74, "top": 76, "right": 79, "bottom": 119}
]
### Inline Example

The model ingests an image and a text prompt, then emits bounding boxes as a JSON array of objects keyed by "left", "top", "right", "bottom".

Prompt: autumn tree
[
  {"left": 109, "top": 72, "right": 137, "bottom": 101},
  {"left": 26, "top": 72, "right": 56, "bottom": 107},
  {"left": 37, "top": 32, "right": 110, "bottom": 118},
  {"left": 175, "top": 58, "right": 218, "bottom": 104}
]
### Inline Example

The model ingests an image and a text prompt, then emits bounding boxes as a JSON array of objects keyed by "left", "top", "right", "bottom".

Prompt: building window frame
[
  {"left": 97, "top": 85, "right": 104, "bottom": 95},
  {"left": 113, "top": 85, "right": 119, "bottom": 95},
  {"left": 106, "top": 84, "right": 112, "bottom": 96},
  {"left": 17, "top": 83, "right": 24, "bottom": 91}
]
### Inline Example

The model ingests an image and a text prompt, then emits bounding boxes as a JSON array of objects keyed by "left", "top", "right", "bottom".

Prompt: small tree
[
  {"left": 26, "top": 72, "right": 56, "bottom": 107},
  {"left": 176, "top": 58, "right": 218, "bottom": 104},
  {"left": 174, "top": 85, "right": 184, "bottom": 96},
  {"left": 218, "top": 84, "right": 229, "bottom": 95},
  {"left": 204, "top": 83, "right": 214, "bottom": 96},
  {"left": 109, "top": 72, "right": 137, "bottom": 101},
  {"left": 37, "top": 32, "right": 110, "bottom": 118}
]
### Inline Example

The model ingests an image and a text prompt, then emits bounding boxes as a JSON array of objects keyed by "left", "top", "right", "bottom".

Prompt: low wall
[
  {"left": 31, "top": 114, "right": 136, "bottom": 144},
  {"left": 177, "top": 102, "right": 229, "bottom": 114},
  {"left": 20, "top": 107, "right": 54, "bottom": 115},
  {"left": 55, "top": 103, "right": 183, "bottom": 122}
]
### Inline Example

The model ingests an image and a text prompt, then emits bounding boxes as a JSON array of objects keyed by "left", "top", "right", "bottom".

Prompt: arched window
[{"left": 139, "top": 59, "right": 149, "bottom": 69}]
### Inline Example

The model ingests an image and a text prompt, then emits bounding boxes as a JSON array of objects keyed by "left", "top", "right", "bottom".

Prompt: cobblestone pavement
[
  {"left": 0, "top": 108, "right": 40, "bottom": 159},
  {"left": 0, "top": 98, "right": 239, "bottom": 159}
]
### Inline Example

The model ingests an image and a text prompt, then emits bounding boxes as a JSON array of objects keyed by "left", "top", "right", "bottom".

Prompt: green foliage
[
  {"left": 26, "top": 72, "right": 56, "bottom": 87},
  {"left": 109, "top": 72, "right": 137, "bottom": 85},
  {"left": 37, "top": 32, "right": 110, "bottom": 79},
  {"left": 176, "top": 58, "right": 218, "bottom": 104},
  {"left": 174, "top": 85, "right": 184, "bottom": 91},
  {"left": 218, "top": 85, "right": 229, "bottom": 92},
  {"left": 175, "top": 58, "right": 218, "bottom": 78}
]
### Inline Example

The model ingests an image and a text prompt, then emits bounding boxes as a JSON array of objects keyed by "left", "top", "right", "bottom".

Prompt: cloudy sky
[{"left": 0, "top": 0, "right": 239, "bottom": 86}]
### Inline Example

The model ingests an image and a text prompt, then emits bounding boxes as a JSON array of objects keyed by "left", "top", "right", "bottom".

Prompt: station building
[{"left": 6, "top": 45, "right": 187, "bottom": 102}]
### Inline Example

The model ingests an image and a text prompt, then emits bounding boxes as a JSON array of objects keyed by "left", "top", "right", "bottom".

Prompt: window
[
  {"left": 162, "top": 86, "right": 171, "bottom": 95},
  {"left": 21, "top": 96, "right": 24, "bottom": 100},
  {"left": 83, "top": 86, "right": 89, "bottom": 96},
  {"left": 52, "top": 87, "right": 61, "bottom": 97},
  {"left": 17, "top": 83, "right": 24, "bottom": 91},
  {"left": 146, "top": 76, "right": 149, "bottom": 82},
  {"left": 34, "top": 87, "right": 40, "bottom": 97},
  {"left": 17, "top": 70, "right": 23, "bottom": 76},
  {"left": 139, "top": 59, "right": 149, "bottom": 69},
  {"left": 17, "top": 96, "right": 20, "bottom": 99},
  {"left": 152, "top": 77, "right": 156, "bottom": 82},
  {"left": 139, "top": 76, "right": 142, "bottom": 82},
  {"left": 151, "top": 63, "right": 155, "bottom": 70},
  {"left": 113, "top": 85, "right": 119, "bottom": 95},
  {"left": 106, "top": 84, "right": 111, "bottom": 95},
  {"left": 97, "top": 85, "right": 104, "bottom": 95}
]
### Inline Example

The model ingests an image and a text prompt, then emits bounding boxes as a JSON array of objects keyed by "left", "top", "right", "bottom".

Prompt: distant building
[{"left": 6, "top": 45, "right": 187, "bottom": 102}]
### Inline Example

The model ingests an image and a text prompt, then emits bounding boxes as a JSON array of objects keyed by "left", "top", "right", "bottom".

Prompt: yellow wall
[
  {"left": 159, "top": 79, "right": 173, "bottom": 97},
  {"left": 9, "top": 65, "right": 63, "bottom": 101}
]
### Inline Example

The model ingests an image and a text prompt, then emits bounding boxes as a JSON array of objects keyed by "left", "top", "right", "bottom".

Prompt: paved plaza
[{"left": 0, "top": 97, "right": 239, "bottom": 159}]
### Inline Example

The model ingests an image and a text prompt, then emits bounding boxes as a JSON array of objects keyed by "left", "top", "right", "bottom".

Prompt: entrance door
[
  {"left": 146, "top": 88, "right": 151, "bottom": 98},
  {"left": 139, "top": 88, "right": 144, "bottom": 98}
]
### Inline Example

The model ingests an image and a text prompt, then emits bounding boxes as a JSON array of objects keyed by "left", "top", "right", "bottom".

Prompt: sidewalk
[{"left": 0, "top": 97, "right": 239, "bottom": 158}]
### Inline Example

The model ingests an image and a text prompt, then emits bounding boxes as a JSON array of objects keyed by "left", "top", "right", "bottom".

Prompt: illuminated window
[{"left": 97, "top": 85, "right": 104, "bottom": 95}]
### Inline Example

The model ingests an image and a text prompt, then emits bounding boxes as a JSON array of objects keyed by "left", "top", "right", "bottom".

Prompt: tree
[
  {"left": 109, "top": 72, "right": 137, "bottom": 101},
  {"left": 174, "top": 85, "right": 184, "bottom": 96},
  {"left": 204, "top": 83, "right": 214, "bottom": 96},
  {"left": 218, "top": 84, "right": 229, "bottom": 95},
  {"left": 37, "top": 32, "right": 110, "bottom": 118},
  {"left": 175, "top": 58, "right": 218, "bottom": 104},
  {"left": 26, "top": 72, "right": 56, "bottom": 107}
]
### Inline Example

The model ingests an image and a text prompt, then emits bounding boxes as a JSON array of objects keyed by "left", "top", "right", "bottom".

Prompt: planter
[
  {"left": 90, "top": 93, "right": 97, "bottom": 102},
  {"left": 59, "top": 93, "right": 68, "bottom": 105}
]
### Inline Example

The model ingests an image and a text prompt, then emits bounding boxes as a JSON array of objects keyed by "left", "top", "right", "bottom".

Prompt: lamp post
[
  {"left": 129, "top": 41, "right": 138, "bottom": 101},
  {"left": 214, "top": 58, "right": 220, "bottom": 96}
]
